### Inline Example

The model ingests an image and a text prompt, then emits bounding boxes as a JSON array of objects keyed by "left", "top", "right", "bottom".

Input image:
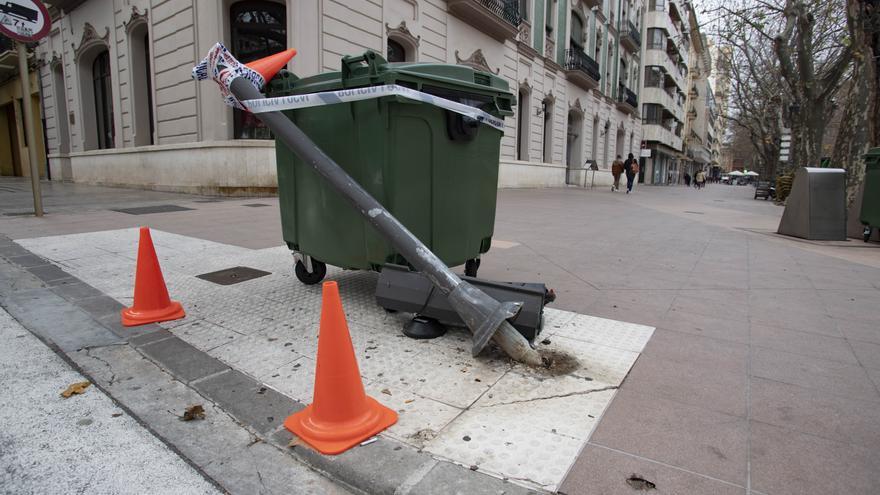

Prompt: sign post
[{"left": 1, "top": 0, "right": 52, "bottom": 217}]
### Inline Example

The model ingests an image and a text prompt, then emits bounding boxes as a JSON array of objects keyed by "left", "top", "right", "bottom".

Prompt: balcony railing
[
  {"left": 616, "top": 84, "right": 638, "bottom": 114},
  {"left": 446, "top": 0, "right": 521, "bottom": 41},
  {"left": 478, "top": 0, "right": 521, "bottom": 26},
  {"left": 621, "top": 20, "right": 641, "bottom": 51},
  {"left": 564, "top": 49, "right": 601, "bottom": 89}
]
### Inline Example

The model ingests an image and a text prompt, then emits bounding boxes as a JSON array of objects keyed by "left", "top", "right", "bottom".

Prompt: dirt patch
[{"left": 522, "top": 349, "right": 581, "bottom": 377}]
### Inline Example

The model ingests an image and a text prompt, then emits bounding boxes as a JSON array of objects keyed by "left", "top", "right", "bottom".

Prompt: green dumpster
[
  {"left": 860, "top": 148, "right": 880, "bottom": 242},
  {"left": 267, "top": 51, "right": 514, "bottom": 284}
]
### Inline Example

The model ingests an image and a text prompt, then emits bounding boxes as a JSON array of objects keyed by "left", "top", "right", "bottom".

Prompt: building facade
[
  {"left": 637, "top": 0, "right": 689, "bottom": 184},
  {"left": 1, "top": 38, "right": 47, "bottom": 179},
  {"left": 35, "top": 0, "right": 644, "bottom": 193}
]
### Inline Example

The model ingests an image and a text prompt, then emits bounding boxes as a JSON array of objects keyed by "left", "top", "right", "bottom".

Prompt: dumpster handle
[{"left": 341, "top": 51, "right": 383, "bottom": 82}]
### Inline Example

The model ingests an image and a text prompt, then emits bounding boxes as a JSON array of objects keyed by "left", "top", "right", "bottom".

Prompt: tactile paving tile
[
  {"left": 17, "top": 229, "right": 655, "bottom": 491},
  {"left": 424, "top": 405, "right": 585, "bottom": 491},
  {"left": 170, "top": 319, "right": 242, "bottom": 352},
  {"left": 550, "top": 313, "right": 655, "bottom": 352},
  {"left": 362, "top": 382, "right": 462, "bottom": 447}
]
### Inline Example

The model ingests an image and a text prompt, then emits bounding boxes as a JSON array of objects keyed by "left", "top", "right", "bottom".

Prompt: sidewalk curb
[{"left": 0, "top": 235, "right": 538, "bottom": 495}]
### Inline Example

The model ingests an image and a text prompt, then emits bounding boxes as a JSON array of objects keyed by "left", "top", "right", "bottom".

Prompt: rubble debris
[
  {"left": 626, "top": 475, "right": 656, "bottom": 490},
  {"left": 61, "top": 381, "right": 91, "bottom": 398},
  {"left": 180, "top": 404, "right": 206, "bottom": 421}
]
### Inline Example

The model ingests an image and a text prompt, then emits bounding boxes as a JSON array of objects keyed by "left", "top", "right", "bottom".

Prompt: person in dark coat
[{"left": 623, "top": 153, "right": 638, "bottom": 194}]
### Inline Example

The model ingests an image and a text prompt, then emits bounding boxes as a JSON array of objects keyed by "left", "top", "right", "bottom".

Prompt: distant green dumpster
[
  {"left": 267, "top": 51, "right": 514, "bottom": 284},
  {"left": 860, "top": 148, "right": 880, "bottom": 242}
]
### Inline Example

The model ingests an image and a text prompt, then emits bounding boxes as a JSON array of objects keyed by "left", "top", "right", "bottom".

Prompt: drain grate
[
  {"left": 112, "top": 204, "right": 195, "bottom": 215},
  {"left": 196, "top": 266, "right": 271, "bottom": 285},
  {"left": 242, "top": 203, "right": 271, "bottom": 208},
  {"left": 193, "top": 199, "right": 223, "bottom": 203},
  {"left": 683, "top": 211, "right": 705, "bottom": 215}
]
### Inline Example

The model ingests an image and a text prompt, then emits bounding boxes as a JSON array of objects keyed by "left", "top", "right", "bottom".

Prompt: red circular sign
[{"left": 0, "top": 0, "right": 51, "bottom": 42}]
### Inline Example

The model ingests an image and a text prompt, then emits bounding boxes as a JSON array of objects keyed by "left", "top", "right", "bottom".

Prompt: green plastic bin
[
  {"left": 860, "top": 148, "right": 880, "bottom": 242},
  {"left": 266, "top": 51, "right": 515, "bottom": 284}
]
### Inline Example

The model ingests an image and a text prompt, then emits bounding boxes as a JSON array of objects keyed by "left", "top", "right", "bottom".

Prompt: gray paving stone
[
  {"left": 0, "top": 242, "right": 29, "bottom": 258},
  {"left": 128, "top": 328, "right": 174, "bottom": 347},
  {"left": 851, "top": 340, "right": 880, "bottom": 370},
  {"left": 559, "top": 443, "right": 745, "bottom": 495},
  {"left": 96, "top": 313, "right": 164, "bottom": 340},
  {"left": 75, "top": 295, "right": 125, "bottom": 319},
  {"left": 750, "top": 323, "right": 859, "bottom": 364},
  {"left": 589, "top": 388, "right": 748, "bottom": 486},
  {"left": 49, "top": 280, "right": 104, "bottom": 301},
  {"left": 272, "top": 428, "right": 437, "bottom": 495},
  {"left": 750, "top": 346, "right": 880, "bottom": 402},
  {"left": 192, "top": 369, "right": 296, "bottom": 435},
  {"left": 201, "top": 441, "right": 352, "bottom": 495},
  {"left": 621, "top": 353, "right": 748, "bottom": 417},
  {"left": 3, "top": 289, "right": 122, "bottom": 351},
  {"left": 26, "top": 264, "right": 72, "bottom": 283},
  {"left": 641, "top": 328, "right": 749, "bottom": 375},
  {"left": 139, "top": 336, "right": 229, "bottom": 383},
  {"left": 750, "top": 421, "right": 880, "bottom": 495},
  {"left": 409, "top": 459, "right": 536, "bottom": 495},
  {"left": 6, "top": 253, "right": 49, "bottom": 268},
  {"left": 750, "top": 377, "right": 880, "bottom": 448}
]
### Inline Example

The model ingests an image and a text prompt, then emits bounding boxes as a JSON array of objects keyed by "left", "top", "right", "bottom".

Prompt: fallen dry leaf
[
  {"left": 61, "top": 381, "right": 91, "bottom": 398},
  {"left": 180, "top": 404, "right": 205, "bottom": 421},
  {"left": 404, "top": 399, "right": 415, "bottom": 404},
  {"left": 287, "top": 437, "right": 306, "bottom": 449},
  {"left": 381, "top": 388, "right": 392, "bottom": 396}
]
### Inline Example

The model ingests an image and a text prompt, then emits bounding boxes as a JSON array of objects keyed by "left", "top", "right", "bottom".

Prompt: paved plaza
[{"left": 2, "top": 177, "right": 879, "bottom": 494}]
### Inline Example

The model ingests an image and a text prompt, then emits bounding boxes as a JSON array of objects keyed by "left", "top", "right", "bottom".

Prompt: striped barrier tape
[{"left": 242, "top": 84, "right": 505, "bottom": 131}]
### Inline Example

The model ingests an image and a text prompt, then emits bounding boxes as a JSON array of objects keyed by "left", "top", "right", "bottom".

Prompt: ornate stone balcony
[
  {"left": 563, "top": 49, "right": 600, "bottom": 90},
  {"left": 446, "top": 0, "right": 522, "bottom": 41}
]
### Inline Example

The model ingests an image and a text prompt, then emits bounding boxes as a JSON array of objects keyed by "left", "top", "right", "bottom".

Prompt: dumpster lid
[{"left": 268, "top": 51, "right": 511, "bottom": 97}]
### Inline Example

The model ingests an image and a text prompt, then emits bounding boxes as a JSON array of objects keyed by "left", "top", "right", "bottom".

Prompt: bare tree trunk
[{"left": 831, "top": 0, "right": 879, "bottom": 208}]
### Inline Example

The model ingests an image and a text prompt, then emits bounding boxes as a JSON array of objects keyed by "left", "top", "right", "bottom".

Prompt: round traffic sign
[{"left": 0, "top": 0, "right": 51, "bottom": 42}]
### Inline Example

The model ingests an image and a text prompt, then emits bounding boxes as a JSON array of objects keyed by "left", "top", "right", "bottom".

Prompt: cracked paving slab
[{"left": 18, "top": 229, "right": 655, "bottom": 492}]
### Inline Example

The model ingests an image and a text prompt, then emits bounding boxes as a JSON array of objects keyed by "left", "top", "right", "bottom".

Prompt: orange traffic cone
[
  {"left": 284, "top": 281, "right": 397, "bottom": 454},
  {"left": 246, "top": 48, "right": 297, "bottom": 85},
  {"left": 121, "top": 227, "right": 185, "bottom": 326}
]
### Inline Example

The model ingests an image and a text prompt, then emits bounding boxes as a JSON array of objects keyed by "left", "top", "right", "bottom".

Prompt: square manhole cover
[
  {"left": 112, "top": 204, "right": 195, "bottom": 215},
  {"left": 196, "top": 266, "right": 271, "bottom": 285},
  {"left": 242, "top": 203, "right": 271, "bottom": 207}
]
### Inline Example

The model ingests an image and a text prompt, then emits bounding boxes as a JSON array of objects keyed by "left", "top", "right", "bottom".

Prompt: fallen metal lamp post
[{"left": 229, "top": 78, "right": 544, "bottom": 366}]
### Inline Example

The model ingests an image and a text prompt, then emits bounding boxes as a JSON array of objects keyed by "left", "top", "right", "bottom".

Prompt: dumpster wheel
[
  {"left": 464, "top": 258, "right": 481, "bottom": 278},
  {"left": 295, "top": 259, "right": 327, "bottom": 285}
]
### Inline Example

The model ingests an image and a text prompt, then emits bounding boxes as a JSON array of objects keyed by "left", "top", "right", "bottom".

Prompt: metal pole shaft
[
  {"left": 228, "top": 78, "right": 544, "bottom": 365},
  {"left": 231, "top": 78, "right": 459, "bottom": 294},
  {"left": 17, "top": 42, "right": 43, "bottom": 217}
]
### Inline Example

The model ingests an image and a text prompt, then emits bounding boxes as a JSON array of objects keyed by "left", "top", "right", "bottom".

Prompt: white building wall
[{"left": 37, "top": 0, "right": 644, "bottom": 193}]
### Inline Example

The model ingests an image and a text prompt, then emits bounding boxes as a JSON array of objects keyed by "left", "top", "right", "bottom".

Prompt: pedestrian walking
[
  {"left": 624, "top": 153, "right": 639, "bottom": 194},
  {"left": 695, "top": 169, "right": 706, "bottom": 189},
  {"left": 611, "top": 155, "right": 624, "bottom": 191},
  {"left": 684, "top": 172, "right": 691, "bottom": 187}
]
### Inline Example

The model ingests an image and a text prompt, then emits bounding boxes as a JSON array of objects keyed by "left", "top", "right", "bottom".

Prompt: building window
[
  {"left": 230, "top": 0, "right": 287, "bottom": 139},
  {"left": 649, "top": 0, "right": 665, "bottom": 11},
  {"left": 602, "top": 121, "right": 610, "bottom": 167},
  {"left": 52, "top": 64, "right": 70, "bottom": 154},
  {"left": 644, "top": 66, "right": 664, "bottom": 87},
  {"left": 387, "top": 39, "right": 406, "bottom": 62},
  {"left": 129, "top": 24, "right": 154, "bottom": 146},
  {"left": 92, "top": 51, "right": 115, "bottom": 150},
  {"left": 642, "top": 103, "right": 663, "bottom": 125},
  {"left": 517, "top": 87, "right": 530, "bottom": 160},
  {"left": 646, "top": 28, "right": 666, "bottom": 50},
  {"left": 591, "top": 116, "right": 599, "bottom": 162},
  {"left": 570, "top": 12, "right": 585, "bottom": 51},
  {"left": 545, "top": 0, "right": 556, "bottom": 36},
  {"left": 542, "top": 97, "right": 553, "bottom": 163},
  {"left": 519, "top": 0, "right": 529, "bottom": 21}
]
